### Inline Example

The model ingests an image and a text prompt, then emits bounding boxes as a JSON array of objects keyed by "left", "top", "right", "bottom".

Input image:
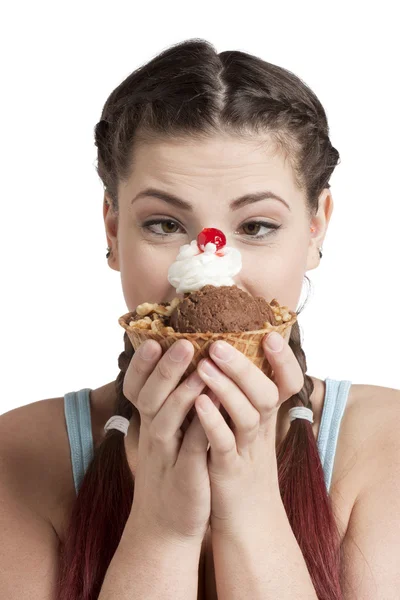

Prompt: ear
[
  {"left": 305, "top": 188, "right": 334, "bottom": 271},
  {"left": 103, "top": 193, "right": 121, "bottom": 272}
]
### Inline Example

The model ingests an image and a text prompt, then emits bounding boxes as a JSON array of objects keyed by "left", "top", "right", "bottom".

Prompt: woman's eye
[{"left": 140, "top": 218, "right": 281, "bottom": 240}]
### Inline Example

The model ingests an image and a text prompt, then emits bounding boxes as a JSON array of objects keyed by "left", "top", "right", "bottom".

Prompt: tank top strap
[
  {"left": 317, "top": 378, "right": 352, "bottom": 494},
  {"left": 64, "top": 388, "right": 94, "bottom": 495}
]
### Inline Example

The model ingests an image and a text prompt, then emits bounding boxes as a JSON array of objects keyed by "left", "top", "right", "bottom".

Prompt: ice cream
[
  {"left": 169, "top": 284, "right": 278, "bottom": 333},
  {"left": 119, "top": 227, "right": 297, "bottom": 384}
]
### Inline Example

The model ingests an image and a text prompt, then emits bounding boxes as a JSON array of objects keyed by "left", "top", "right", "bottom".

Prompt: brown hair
[{"left": 56, "top": 38, "right": 345, "bottom": 599}]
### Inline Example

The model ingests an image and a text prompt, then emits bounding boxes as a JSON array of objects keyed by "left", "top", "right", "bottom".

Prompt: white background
[{"left": 1, "top": 1, "right": 399, "bottom": 415}]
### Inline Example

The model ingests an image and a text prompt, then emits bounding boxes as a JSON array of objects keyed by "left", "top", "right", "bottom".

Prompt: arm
[
  {"left": 212, "top": 497, "right": 317, "bottom": 600},
  {"left": 98, "top": 514, "right": 202, "bottom": 600},
  {"left": 339, "top": 388, "right": 400, "bottom": 599}
]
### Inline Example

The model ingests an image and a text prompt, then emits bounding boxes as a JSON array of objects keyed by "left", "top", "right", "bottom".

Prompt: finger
[
  {"left": 123, "top": 339, "right": 163, "bottom": 406},
  {"left": 197, "top": 358, "right": 260, "bottom": 451},
  {"left": 206, "top": 340, "right": 279, "bottom": 424},
  {"left": 138, "top": 339, "right": 196, "bottom": 424},
  {"left": 151, "top": 369, "right": 207, "bottom": 448},
  {"left": 177, "top": 407, "right": 211, "bottom": 470},
  {"left": 181, "top": 387, "right": 220, "bottom": 433},
  {"left": 262, "top": 333, "right": 304, "bottom": 402},
  {"left": 195, "top": 394, "right": 237, "bottom": 466}
]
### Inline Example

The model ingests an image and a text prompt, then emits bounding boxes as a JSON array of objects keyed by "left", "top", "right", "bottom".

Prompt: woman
[{"left": 1, "top": 38, "right": 399, "bottom": 600}]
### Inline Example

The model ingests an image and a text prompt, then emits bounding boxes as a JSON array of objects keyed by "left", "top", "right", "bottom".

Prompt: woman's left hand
[{"left": 195, "top": 331, "right": 304, "bottom": 536}]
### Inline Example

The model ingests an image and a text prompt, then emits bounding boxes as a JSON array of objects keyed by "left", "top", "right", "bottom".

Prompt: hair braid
[
  {"left": 278, "top": 317, "right": 343, "bottom": 597},
  {"left": 56, "top": 333, "right": 136, "bottom": 599}
]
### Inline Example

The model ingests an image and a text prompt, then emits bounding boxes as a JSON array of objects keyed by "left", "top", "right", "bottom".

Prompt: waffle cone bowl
[{"left": 118, "top": 297, "right": 297, "bottom": 385}]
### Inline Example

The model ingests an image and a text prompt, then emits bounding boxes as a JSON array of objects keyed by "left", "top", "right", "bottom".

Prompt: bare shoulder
[
  {"left": 348, "top": 381, "right": 400, "bottom": 409},
  {"left": 343, "top": 382, "right": 400, "bottom": 448},
  {"left": 0, "top": 396, "right": 74, "bottom": 523},
  {"left": 0, "top": 385, "right": 112, "bottom": 539},
  {"left": 332, "top": 382, "right": 400, "bottom": 506},
  {"left": 353, "top": 383, "right": 400, "bottom": 477},
  {"left": 338, "top": 384, "right": 400, "bottom": 595}
]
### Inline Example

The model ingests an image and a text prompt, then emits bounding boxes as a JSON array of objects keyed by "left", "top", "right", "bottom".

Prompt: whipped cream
[{"left": 167, "top": 239, "right": 242, "bottom": 294}]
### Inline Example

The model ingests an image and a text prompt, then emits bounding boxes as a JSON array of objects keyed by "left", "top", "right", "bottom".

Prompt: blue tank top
[{"left": 64, "top": 378, "right": 352, "bottom": 496}]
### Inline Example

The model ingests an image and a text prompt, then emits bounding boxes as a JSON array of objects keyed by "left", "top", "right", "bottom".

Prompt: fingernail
[
  {"left": 200, "top": 359, "right": 220, "bottom": 378},
  {"left": 170, "top": 341, "right": 188, "bottom": 362},
  {"left": 186, "top": 371, "right": 204, "bottom": 389},
  {"left": 265, "top": 332, "right": 284, "bottom": 352},
  {"left": 140, "top": 340, "right": 156, "bottom": 360},
  {"left": 198, "top": 395, "right": 213, "bottom": 412},
  {"left": 211, "top": 341, "right": 233, "bottom": 361}
]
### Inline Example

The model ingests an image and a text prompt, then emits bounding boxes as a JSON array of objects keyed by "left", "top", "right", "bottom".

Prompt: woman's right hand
[{"left": 122, "top": 338, "right": 212, "bottom": 545}]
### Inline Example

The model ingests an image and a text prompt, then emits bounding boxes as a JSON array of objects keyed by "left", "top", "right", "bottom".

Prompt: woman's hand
[
  {"left": 123, "top": 338, "right": 211, "bottom": 545},
  {"left": 194, "top": 331, "right": 304, "bottom": 536}
]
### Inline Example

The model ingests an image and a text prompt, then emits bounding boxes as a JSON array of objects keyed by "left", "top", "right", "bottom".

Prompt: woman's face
[{"left": 104, "top": 133, "right": 333, "bottom": 312}]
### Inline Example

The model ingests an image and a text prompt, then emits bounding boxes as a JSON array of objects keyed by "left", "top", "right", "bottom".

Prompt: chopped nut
[
  {"left": 152, "top": 304, "right": 171, "bottom": 316},
  {"left": 164, "top": 326, "right": 176, "bottom": 334},
  {"left": 135, "top": 297, "right": 182, "bottom": 318},
  {"left": 154, "top": 297, "right": 181, "bottom": 317},
  {"left": 151, "top": 318, "right": 165, "bottom": 332},
  {"left": 135, "top": 303, "right": 157, "bottom": 316},
  {"left": 130, "top": 317, "right": 152, "bottom": 329},
  {"left": 170, "top": 296, "right": 181, "bottom": 310}
]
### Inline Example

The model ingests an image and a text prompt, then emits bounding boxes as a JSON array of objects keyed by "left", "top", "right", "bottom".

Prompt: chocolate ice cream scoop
[{"left": 169, "top": 284, "right": 278, "bottom": 333}]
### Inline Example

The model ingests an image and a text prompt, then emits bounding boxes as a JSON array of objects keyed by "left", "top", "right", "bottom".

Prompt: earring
[
  {"left": 105, "top": 195, "right": 111, "bottom": 257},
  {"left": 310, "top": 226, "right": 323, "bottom": 259}
]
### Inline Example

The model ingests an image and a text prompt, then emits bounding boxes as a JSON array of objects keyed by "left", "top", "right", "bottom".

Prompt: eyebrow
[{"left": 130, "top": 187, "right": 291, "bottom": 212}]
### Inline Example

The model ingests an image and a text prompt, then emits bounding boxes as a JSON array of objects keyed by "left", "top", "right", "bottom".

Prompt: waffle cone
[{"left": 118, "top": 305, "right": 297, "bottom": 385}]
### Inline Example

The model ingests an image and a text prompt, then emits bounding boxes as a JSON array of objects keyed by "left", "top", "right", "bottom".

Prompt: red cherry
[{"left": 197, "top": 228, "right": 226, "bottom": 252}]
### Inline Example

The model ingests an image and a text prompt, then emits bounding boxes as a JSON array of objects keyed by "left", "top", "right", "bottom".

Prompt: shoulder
[
  {"left": 0, "top": 395, "right": 67, "bottom": 460},
  {"left": 335, "top": 382, "right": 400, "bottom": 500},
  {"left": 344, "top": 382, "right": 400, "bottom": 444},
  {"left": 0, "top": 396, "right": 73, "bottom": 521},
  {"left": 354, "top": 382, "right": 400, "bottom": 471},
  {"left": 338, "top": 385, "right": 400, "bottom": 594},
  {"left": 347, "top": 381, "right": 400, "bottom": 409},
  {"left": 320, "top": 381, "right": 400, "bottom": 543}
]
